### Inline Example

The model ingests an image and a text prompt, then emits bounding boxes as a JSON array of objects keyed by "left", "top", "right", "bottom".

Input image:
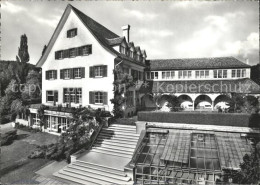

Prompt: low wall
[
  {"left": 138, "top": 111, "right": 260, "bottom": 128},
  {"left": 15, "top": 118, "right": 29, "bottom": 127}
]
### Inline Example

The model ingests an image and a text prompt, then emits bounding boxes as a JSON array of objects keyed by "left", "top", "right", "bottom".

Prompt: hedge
[{"left": 138, "top": 111, "right": 260, "bottom": 128}]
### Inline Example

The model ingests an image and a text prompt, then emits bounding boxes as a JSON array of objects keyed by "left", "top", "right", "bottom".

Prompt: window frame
[
  {"left": 67, "top": 28, "right": 77, "bottom": 38},
  {"left": 94, "top": 91, "right": 104, "bottom": 104}
]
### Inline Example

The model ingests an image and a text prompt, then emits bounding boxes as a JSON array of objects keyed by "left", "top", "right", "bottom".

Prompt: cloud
[
  {"left": 1, "top": 2, "right": 26, "bottom": 14},
  {"left": 137, "top": 28, "right": 174, "bottom": 38},
  {"left": 123, "top": 9, "right": 158, "bottom": 21},
  {"left": 31, "top": 15, "right": 60, "bottom": 28},
  {"left": 170, "top": 1, "right": 213, "bottom": 9}
]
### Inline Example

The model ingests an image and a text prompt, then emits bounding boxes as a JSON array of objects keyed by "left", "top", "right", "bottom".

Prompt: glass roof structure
[{"left": 131, "top": 129, "right": 254, "bottom": 185}]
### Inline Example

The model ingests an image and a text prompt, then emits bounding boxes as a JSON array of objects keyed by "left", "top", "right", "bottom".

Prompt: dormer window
[
  {"left": 120, "top": 46, "right": 127, "bottom": 55},
  {"left": 67, "top": 28, "right": 77, "bottom": 38}
]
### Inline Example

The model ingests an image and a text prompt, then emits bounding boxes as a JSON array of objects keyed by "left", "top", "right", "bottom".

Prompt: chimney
[
  {"left": 246, "top": 58, "right": 249, "bottom": 65},
  {"left": 122, "top": 25, "right": 130, "bottom": 42}
]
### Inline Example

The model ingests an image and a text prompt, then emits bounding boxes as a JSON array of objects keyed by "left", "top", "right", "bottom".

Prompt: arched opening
[
  {"left": 141, "top": 94, "right": 156, "bottom": 110},
  {"left": 194, "top": 95, "right": 212, "bottom": 110},
  {"left": 244, "top": 95, "right": 259, "bottom": 113},
  {"left": 214, "top": 94, "right": 231, "bottom": 110},
  {"left": 178, "top": 95, "right": 193, "bottom": 110}
]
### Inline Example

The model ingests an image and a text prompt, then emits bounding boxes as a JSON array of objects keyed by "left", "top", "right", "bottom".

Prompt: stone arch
[
  {"left": 157, "top": 94, "right": 171, "bottom": 107},
  {"left": 141, "top": 94, "right": 156, "bottom": 108},
  {"left": 194, "top": 94, "right": 212, "bottom": 110},
  {"left": 178, "top": 94, "right": 193, "bottom": 110},
  {"left": 214, "top": 94, "right": 231, "bottom": 109}
]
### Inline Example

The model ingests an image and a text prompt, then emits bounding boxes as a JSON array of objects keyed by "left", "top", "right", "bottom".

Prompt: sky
[{"left": 1, "top": 1, "right": 259, "bottom": 65}]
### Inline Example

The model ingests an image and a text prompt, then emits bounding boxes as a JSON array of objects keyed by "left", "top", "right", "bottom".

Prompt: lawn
[{"left": 0, "top": 124, "right": 59, "bottom": 184}]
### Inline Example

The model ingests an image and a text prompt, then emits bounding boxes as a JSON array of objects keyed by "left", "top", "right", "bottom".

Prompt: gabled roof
[
  {"left": 148, "top": 57, "right": 250, "bottom": 70},
  {"left": 36, "top": 4, "right": 146, "bottom": 67},
  {"left": 135, "top": 46, "right": 141, "bottom": 54},
  {"left": 141, "top": 50, "right": 147, "bottom": 58},
  {"left": 139, "top": 78, "right": 260, "bottom": 94}
]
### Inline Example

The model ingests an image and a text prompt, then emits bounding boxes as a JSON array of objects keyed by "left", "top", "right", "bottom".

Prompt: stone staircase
[{"left": 54, "top": 124, "right": 139, "bottom": 185}]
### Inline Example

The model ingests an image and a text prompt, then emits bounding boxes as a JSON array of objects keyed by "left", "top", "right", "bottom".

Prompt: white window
[
  {"left": 95, "top": 92, "right": 104, "bottom": 104},
  {"left": 64, "top": 88, "right": 70, "bottom": 103},
  {"left": 94, "top": 66, "right": 103, "bottom": 77},
  {"left": 70, "top": 88, "right": 76, "bottom": 103},
  {"left": 232, "top": 70, "right": 236, "bottom": 78},
  {"left": 223, "top": 70, "right": 227, "bottom": 78},
  {"left": 32, "top": 113, "right": 40, "bottom": 126},
  {"left": 179, "top": 71, "right": 183, "bottom": 79},
  {"left": 214, "top": 70, "right": 227, "bottom": 79},
  {"left": 57, "top": 51, "right": 63, "bottom": 59},
  {"left": 49, "top": 71, "right": 54, "bottom": 79},
  {"left": 196, "top": 71, "right": 200, "bottom": 78},
  {"left": 67, "top": 28, "right": 77, "bottom": 38},
  {"left": 205, "top": 70, "right": 209, "bottom": 78},
  {"left": 183, "top": 71, "right": 188, "bottom": 78},
  {"left": 64, "top": 69, "right": 70, "bottom": 79},
  {"left": 237, "top": 70, "right": 241, "bottom": 77},
  {"left": 200, "top": 71, "right": 204, "bottom": 78},
  {"left": 188, "top": 71, "right": 192, "bottom": 78},
  {"left": 47, "top": 91, "right": 54, "bottom": 102},
  {"left": 76, "top": 88, "right": 82, "bottom": 104},
  {"left": 82, "top": 45, "right": 92, "bottom": 55},
  {"left": 74, "top": 68, "right": 81, "bottom": 78},
  {"left": 69, "top": 48, "right": 76, "bottom": 57},
  {"left": 242, "top": 69, "right": 246, "bottom": 77}
]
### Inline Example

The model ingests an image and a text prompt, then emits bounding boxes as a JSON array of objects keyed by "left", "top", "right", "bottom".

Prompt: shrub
[
  {"left": 137, "top": 111, "right": 258, "bottom": 127},
  {"left": 1, "top": 130, "right": 18, "bottom": 146}
]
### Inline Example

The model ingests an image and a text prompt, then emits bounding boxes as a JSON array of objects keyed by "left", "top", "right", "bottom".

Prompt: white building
[{"left": 23, "top": 4, "right": 260, "bottom": 134}]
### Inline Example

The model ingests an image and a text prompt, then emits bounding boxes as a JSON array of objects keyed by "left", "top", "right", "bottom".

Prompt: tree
[
  {"left": 17, "top": 34, "right": 30, "bottom": 63},
  {"left": 228, "top": 93, "right": 244, "bottom": 112},
  {"left": 21, "top": 70, "right": 41, "bottom": 100},
  {"left": 222, "top": 141, "right": 260, "bottom": 184}
]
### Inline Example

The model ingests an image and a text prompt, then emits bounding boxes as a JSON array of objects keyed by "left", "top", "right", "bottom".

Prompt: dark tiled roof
[
  {"left": 148, "top": 57, "right": 250, "bottom": 70},
  {"left": 139, "top": 78, "right": 260, "bottom": 94},
  {"left": 71, "top": 5, "right": 146, "bottom": 67}
]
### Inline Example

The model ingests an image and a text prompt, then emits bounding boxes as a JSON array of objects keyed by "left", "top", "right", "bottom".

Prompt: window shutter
[
  {"left": 46, "top": 71, "right": 49, "bottom": 80},
  {"left": 67, "top": 30, "right": 70, "bottom": 38},
  {"left": 88, "top": 45, "right": 92, "bottom": 54},
  {"left": 64, "top": 49, "right": 69, "bottom": 58},
  {"left": 78, "top": 47, "right": 83, "bottom": 56},
  {"left": 75, "top": 47, "right": 79, "bottom": 56},
  {"left": 63, "top": 89, "right": 65, "bottom": 103},
  {"left": 54, "top": 70, "right": 57, "bottom": 79},
  {"left": 89, "top": 66, "right": 94, "bottom": 78},
  {"left": 103, "top": 65, "right": 107, "bottom": 77},
  {"left": 55, "top": 51, "right": 58, "bottom": 60},
  {"left": 103, "top": 92, "right": 108, "bottom": 105},
  {"left": 89, "top": 91, "right": 94, "bottom": 104},
  {"left": 81, "top": 67, "right": 85, "bottom": 78},
  {"left": 70, "top": 68, "right": 74, "bottom": 79},
  {"left": 46, "top": 91, "right": 48, "bottom": 102},
  {"left": 75, "top": 28, "right": 78, "bottom": 36},
  {"left": 60, "top": 69, "right": 64, "bottom": 79},
  {"left": 54, "top": 91, "right": 58, "bottom": 102}
]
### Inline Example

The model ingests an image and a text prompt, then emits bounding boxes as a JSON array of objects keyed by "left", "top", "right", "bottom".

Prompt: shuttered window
[
  {"left": 54, "top": 45, "right": 92, "bottom": 60},
  {"left": 89, "top": 91, "right": 108, "bottom": 105},
  {"left": 46, "top": 90, "right": 58, "bottom": 102},
  {"left": 63, "top": 88, "right": 82, "bottom": 104},
  {"left": 46, "top": 70, "right": 57, "bottom": 80},
  {"left": 89, "top": 65, "right": 107, "bottom": 78},
  {"left": 60, "top": 68, "right": 85, "bottom": 79}
]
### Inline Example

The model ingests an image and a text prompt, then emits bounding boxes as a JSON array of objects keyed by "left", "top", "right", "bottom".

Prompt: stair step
[
  {"left": 102, "top": 129, "right": 139, "bottom": 136},
  {"left": 53, "top": 171, "right": 100, "bottom": 185},
  {"left": 63, "top": 167, "right": 129, "bottom": 185},
  {"left": 99, "top": 133, "right": 139, "bottom": 140},
  {"left": 75, "top": 160, "right": 125, "bottom": 173},
  {"left": 108, "top": 127, "right": 136, "bottom": 132},
  {"left": 93, "top": 144, "right": 135, "bottom": 152},
  {"left": 110, "top": 124, "right": 136, "bottom": 129},
  {"left": 97, "top": 136, "right": 138, "bottom": 143},
  {"left": 91, "top": 149, "right": 133, "bottom": 159},
  {"left": 73, "top": 161, "right": 126, "bottom": 176},
  {"left": 66, "top": 165, "right": 131, "bottom": 182},
  {"left": 93, "top": 146, "right": 134, "bottom": 155},
  {"left": 95, "top": 140, "right": 137, "bottom": 149},
  {"left": 96, "top": 137, "right": 138, "bottom": 145}
]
